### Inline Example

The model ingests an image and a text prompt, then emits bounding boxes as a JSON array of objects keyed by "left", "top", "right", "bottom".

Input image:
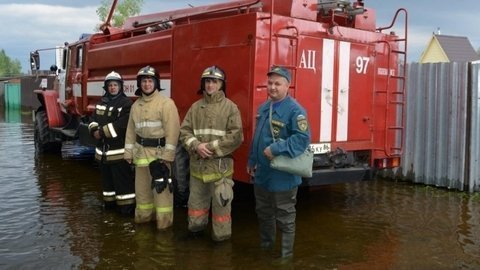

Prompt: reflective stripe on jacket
[
  {"left": 124, "top": 90, "right": 180, "bottom": 166},
  {"left": 88, "top": 94, "right": 132, "bottom": 163}
]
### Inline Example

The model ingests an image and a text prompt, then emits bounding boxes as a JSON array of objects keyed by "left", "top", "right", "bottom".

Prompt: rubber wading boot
[
  {"left": 281, "top": 232, "right": 295, "bottom": 258},
  {"left": 260, "top": 226, "right": 275, "bottom": 250},
  {"left": 272, "top": 232, "right": 295, "bottom": 266}
]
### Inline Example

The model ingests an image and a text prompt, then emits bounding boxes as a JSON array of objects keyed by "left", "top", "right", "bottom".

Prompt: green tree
[
  {"left": 0, "top": 49, "right": 22, "bottom": 77},
  {"left": 96, "top": 0, "right": 144, "bottom": 30}
]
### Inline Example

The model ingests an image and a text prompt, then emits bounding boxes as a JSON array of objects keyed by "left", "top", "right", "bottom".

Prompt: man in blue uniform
[{"left": 247, "top": 66, "right": 311, "bottom": 259}]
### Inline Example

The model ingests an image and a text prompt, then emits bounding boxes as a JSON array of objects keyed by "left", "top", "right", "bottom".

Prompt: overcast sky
[{"left": 0, "top": 0, "right": 479, "bottom": 72}]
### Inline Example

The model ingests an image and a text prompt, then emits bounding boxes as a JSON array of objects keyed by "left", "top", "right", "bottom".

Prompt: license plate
[{"left": 309, "top": 143, "right": 331, "bottom": 154}]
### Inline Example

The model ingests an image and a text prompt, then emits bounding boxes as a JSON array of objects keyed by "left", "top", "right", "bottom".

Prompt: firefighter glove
[
  {"left": 214, "top": 178, "right": 234, "bottom": 207},
  {"left": 149, "top": 159, "right": 171, "bottom": 194},
  {"left": 88, "top": 122, "right": 99, "bottom": 136},
  {"left": 152, "top": 178, "right": 169, "bottom": 194}
]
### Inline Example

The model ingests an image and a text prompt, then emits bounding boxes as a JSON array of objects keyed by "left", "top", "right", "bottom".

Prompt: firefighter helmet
[
  {"left": 103, "top": 71, "right": 124, "bottom": 93},
  {"left": 201, "top": 66, "right": 226, "bottom": 81},
  {"left": 199, "top": 65, "right": 227, "bottom": 94},
  {"left": 136, "top": 65, "right": 161, "bottom": 95}
]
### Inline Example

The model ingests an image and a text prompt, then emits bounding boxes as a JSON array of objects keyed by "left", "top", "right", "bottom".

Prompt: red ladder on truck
[{"left": 376, "top": 8, "right": 408, "bottom": 157}]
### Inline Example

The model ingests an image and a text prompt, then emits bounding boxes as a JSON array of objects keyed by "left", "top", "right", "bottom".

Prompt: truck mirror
[
  {"left": 50, "top": 65, "right": 58, "bottom": 72},
  {"left": 30, "top": 51, "right": 40, "bottom": 70},
  {"left": 62, "top": 48, "right": 67, "bottom": 70}
]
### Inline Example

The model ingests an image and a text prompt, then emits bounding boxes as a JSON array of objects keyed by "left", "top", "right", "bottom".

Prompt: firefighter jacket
[
  {"left": 180, "top": 90, "right": 243, "bottom": 183},
  {"left": 88, "top": 93, "right": 132, "bottom": 163},
  {"left": 247, "top": 96, "right": 311, "bottom": 192},
  {"left": 124, "top": 90, "right": 180, "bottom": 166}
]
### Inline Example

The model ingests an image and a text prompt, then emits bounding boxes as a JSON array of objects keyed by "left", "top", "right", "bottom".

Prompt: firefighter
[
  {"left": 88, "top": 71, "right": 135, "bottom": 216},
  {"left": 179, "top": 65, "right": 243, "bottom": 241},
  {"left": 124, "top": 66, "right": 180, "bottom": 230},
  {"left": 247, "top": 66, "right": 311, "bottom": 259}
]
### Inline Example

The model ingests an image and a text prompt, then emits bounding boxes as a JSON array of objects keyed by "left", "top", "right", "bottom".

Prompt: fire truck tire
[
  {"left": 172, "top": 144, "right": 190, "bottom": 207},
  {"left": 34, "top": 109, "right": 62, "bottom": 154}
]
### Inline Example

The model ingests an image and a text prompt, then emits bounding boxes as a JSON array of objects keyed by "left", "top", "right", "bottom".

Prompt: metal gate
[{"left": 400, "top": 62, "right": 480, "bottom": 192}]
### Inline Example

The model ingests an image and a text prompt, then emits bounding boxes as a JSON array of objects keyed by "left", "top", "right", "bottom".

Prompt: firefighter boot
[
  {"left": 280, "top": 232, "right": 295, "bottom": 258},
  {"left": 154, "top": 188, "right": 174, "bottom": 230},
  {"left": 104, "top": 200, "right": 116, "bottom": 211},
  {"left": 118, "top": 203, "right": 135, "bottom": 217}
]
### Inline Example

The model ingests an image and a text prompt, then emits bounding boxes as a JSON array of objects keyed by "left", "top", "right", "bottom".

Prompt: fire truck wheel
[
  {"left": 34, "top": 109, "right": 62, "bottom": 154},
  {"left": 172, "top": 144, "right": 190, "bottom": 207}
]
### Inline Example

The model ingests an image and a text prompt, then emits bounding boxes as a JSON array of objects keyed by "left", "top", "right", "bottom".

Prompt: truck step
[{"left": 50, "top": 127, "right": 77, "bottom": 138}]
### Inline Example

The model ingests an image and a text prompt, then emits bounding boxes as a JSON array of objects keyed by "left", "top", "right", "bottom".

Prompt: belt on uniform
[{"left": 136, "top": 135, "right": 166, "bottom": 147}]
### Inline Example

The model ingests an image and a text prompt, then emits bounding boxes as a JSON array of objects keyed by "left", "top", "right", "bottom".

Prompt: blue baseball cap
[{"left": 267, "top": 66, "right": 291, "bottom": 83}]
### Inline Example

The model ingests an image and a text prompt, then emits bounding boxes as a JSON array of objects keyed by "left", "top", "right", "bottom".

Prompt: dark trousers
[
  {"left": 254, "top": 184, "right": 297, "bottom": 253},
  {"left": 100, "top": 160, "right": 135, "bottom": 215}
]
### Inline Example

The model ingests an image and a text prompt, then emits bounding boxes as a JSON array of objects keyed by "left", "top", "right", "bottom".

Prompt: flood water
[{"left": 1, "top": 108, "right": 480, "bottom": 269}]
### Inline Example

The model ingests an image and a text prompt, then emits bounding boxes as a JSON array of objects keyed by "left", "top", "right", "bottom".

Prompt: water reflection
[
  {"left": 1, "top": 108, "right": 479, "bottom": 269},
  {"left": 4, "top": 106, "right": 22, "bottom": 123}
]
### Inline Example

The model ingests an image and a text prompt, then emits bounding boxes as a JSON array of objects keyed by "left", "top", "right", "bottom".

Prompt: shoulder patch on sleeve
[{"left": 297, "top": 114, "right": 308, "bottom": 131}]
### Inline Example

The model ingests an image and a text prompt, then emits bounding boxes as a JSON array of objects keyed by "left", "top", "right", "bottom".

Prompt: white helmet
[
  {"left": 105, "top": 71, "right": 122, "bottom": 81},
  {"left": 103, "top": 71, "right": 124, "bottom": 92}
]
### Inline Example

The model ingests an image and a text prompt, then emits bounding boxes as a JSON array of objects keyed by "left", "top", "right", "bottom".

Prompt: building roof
[{"left": 419, "top": 34, "right": 480, "bottom": 63}]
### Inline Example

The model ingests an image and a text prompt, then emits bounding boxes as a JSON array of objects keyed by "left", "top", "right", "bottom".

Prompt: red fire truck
[{"left": 31, "top": 0, "right": 407, "bottom": 189}]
